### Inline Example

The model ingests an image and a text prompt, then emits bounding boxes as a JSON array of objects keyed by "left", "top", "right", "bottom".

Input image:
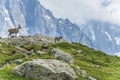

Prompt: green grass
[
  {"left": 0, "top": 64, "right": 35, "bottom": 80},
  {"left": 51, "top": 42, "right": 120, "bottom": 80},
  {"left": 20, "top": 43, "right": 42, "bottom": 52},
  {"left": 0, "top": 42, "right": 53, "bottom": 80},
  {"left": 0, "top": 42, "right": 120, "bottom": 80}
]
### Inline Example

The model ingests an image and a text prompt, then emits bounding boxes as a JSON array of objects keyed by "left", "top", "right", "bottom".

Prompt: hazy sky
[{"left": 40, "top": 0, "right": 120, "bottom": 25}]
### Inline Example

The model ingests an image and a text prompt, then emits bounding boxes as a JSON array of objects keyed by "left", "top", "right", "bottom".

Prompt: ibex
[
  {"left": 55, "top": 36, "right": 62, "bottom": 43},
  {"left": 8, "top": 25, "right": 22, "bottom": 37}
]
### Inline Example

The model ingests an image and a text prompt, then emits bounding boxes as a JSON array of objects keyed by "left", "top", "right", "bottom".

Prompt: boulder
[
  {"left": 36, "top": 51, "right": 45, "bottom": 55},
  {"left": 51, "top": 49, "right": 74, "bottom": 64},
  {"left": 88, "top": 76, "right": 97, "bottom": 80},
  {"left": 12, "top": 59, "right": 77, "bottom": 80},
  {"left": 41, "top": 43, "right": 49, "bottom": 51}
]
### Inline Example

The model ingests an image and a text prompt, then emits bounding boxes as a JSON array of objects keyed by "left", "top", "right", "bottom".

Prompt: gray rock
[
  {"left": 14, "top": 59, "right": 23, "bottom": 64},
  {"left": 36, "top": 51, "right": 45, "bottom": 55},
  {"left": 12, "top": 59, "right": 77, "bottom": 80},
  {"left": 2, "top": 51, "right": 6, "bottom": 54},
  {"left": 76, "top": 50, "right": 82, "bottom": 53},
  {"left": 95, "top": 65, "right": 102, "bottom": 68},
  {"left": 51, "top": 49, "right": 74, "bottom": 64},
  {"left": 76, "top": 67, "right": 87, "bottom": 78},
  {"left": 88, "top": 76, "right": 97, "bottom": 80},
  {"left": 41, "top": 44, "right": 49, "bottom": 51}
]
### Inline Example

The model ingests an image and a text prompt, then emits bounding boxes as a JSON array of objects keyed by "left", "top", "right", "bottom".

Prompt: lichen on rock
[
  {"left": 12, "top": 59, "right": 77, "bottom": 80},
  {"left": 51, "top": 49, "right": 74, "bottom": 64}
]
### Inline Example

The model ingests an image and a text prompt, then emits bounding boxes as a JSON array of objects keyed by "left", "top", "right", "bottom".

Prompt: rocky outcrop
[
  {"left": 12, "top": 59, "right": 77, "bottom": 80},
  {"left": 0, "top": 34, "right": 55, "bottom": 46},
  {"left": 76, "top": 66, "right": 97, "bottom": 80},
  {"left": 51, "top": 49, "right": 74, "bottom": 64}
]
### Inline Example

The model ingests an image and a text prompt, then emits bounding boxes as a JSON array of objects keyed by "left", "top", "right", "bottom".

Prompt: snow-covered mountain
[
  {"left": 0, "top": 0, "right": 97, "bottom": 49},
  {"left": 79, "top": 2, "right": 120, "bottom": 55},
  {"left": 0, "top": 0, "right": 28, "bottom": 37},
  {"left": 80, "top": 20, "right": 120, "bottom": 55},
  {"left": 1, "top": 0, "right": 120, "bottom": 55}
]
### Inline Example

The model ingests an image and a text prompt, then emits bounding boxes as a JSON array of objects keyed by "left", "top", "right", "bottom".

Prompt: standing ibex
[
  {"left": 55, "top": 36, "right": 62, "bottom": 43},
  {"left": 8, "top": 25, "right": 22, "bottom": 37}
]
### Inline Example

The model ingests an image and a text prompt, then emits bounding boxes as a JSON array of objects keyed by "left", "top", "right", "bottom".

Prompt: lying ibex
[
  {"left": 8, "top": 25, "right": 22, "bottom": 37},
  {"left": 55, "top": 36, "right": 62, "bottom": 43}
]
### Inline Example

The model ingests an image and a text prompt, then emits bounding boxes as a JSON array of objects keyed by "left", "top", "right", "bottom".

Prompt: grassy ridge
[
  {"left": 51, "top": 42, "right": 120, "bottom": 80},
  {"left": 0, "top": 41, "right": 120, "bottom": 80}
]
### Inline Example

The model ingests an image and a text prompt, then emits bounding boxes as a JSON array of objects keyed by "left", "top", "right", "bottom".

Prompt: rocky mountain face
[
  {"left": 0, "top": 0, "right": 28, "bottom": 37},
  {"left": 0, "top": 0, "right": 97, "bottom": 49},
  {"left": 1, "top": 0, "right": 120, "bottom": 55},
  {"left": 80, "top": 20, "right": 120, "bottom": 54}
]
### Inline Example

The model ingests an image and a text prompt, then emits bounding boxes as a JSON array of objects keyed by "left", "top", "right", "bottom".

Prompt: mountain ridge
[
  {"left": 0, "top": 0, "right": 97, "bottom": 49},
  {"left": 80, "top": 20, "right": 120, "bottom": 54},
  {"left": 1, "top": 0, "right": 120, "bottom": 55}
]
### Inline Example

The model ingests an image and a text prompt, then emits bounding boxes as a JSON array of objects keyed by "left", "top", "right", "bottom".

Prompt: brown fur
[{"left": 8, "top": 25, "right": 22, "bottom": 37}]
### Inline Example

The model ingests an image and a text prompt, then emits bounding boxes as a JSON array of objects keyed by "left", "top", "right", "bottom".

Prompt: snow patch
[
  {"left": 51, "top": 24, "right": 55, "bottom": 28},
  {"left": 59, "top": 20, "right": 64, "bottom": 24},
  {"left": 4, "top": 9, "right": 9, "bottom": 15},
  {"left": 91, "top": 30, "right": 95, "bottom": 41},
  {"left": 44, "top": 15, "right": 50, "bottom": 20},
  {"left": 69, "top": 27, "right": 72, "bottom": 30},
  {"left": 21, "top": 14, "right": 24, "bottom": 18},
  {"left": 104, "top": 32, "right": 112, "bottom": 41},
  {"left": 5, "top": 18, "right": 10, "bottom": 21},
  {"left": 115, "top": 37, "right": 120, "bottom": 45}
]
